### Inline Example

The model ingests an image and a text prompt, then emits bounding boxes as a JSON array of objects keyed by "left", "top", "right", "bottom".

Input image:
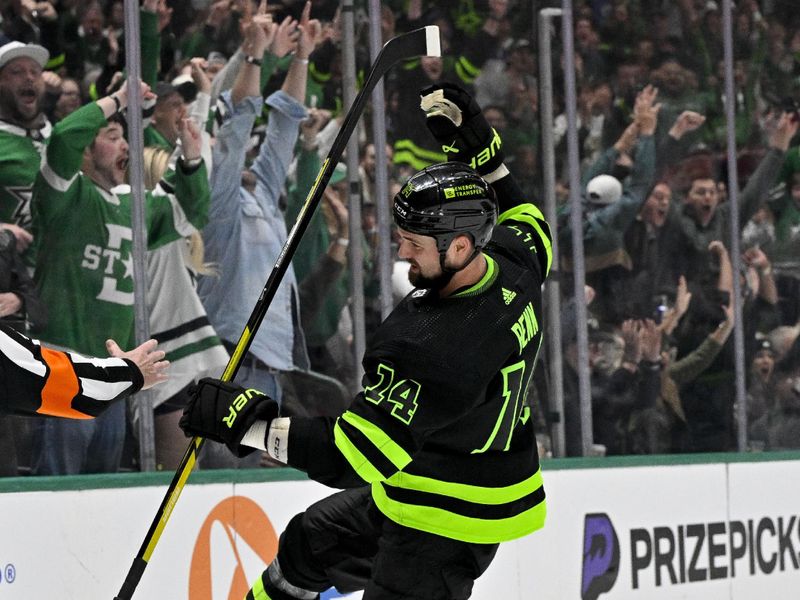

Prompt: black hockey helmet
[{"left": 393, "top": 162, "right": 497, "bottom": 254}]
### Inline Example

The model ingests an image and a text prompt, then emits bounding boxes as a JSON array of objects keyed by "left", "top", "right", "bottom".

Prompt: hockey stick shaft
[{"left": 113, "top": 25, "right": 440, "bottom": 600}]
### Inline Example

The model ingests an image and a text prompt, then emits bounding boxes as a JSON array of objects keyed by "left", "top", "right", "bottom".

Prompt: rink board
[{"left": 0, "top": 453, "right": 799, "bottom": 599}]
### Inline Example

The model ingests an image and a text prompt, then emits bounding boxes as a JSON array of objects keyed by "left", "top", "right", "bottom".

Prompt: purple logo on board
[{"left": 581, "top": 513, "right": 619, "bottom": 600}]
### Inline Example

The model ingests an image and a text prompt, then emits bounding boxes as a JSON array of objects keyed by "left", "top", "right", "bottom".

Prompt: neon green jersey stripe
[
  {"left": 45, "top": 53, "right": 65, "bottom": 69},
  {"left": 453, "top": 255, "right": 497, "bottom": 297},
  {"left": 384, "top": 468, "right": 544, "bottom": 505},
  {"left": 333, "top": 420, "right": 386, "bottom": 483},
  {"left": 498, "top": 204, "right": 553, "bottom": 275},
  {"left": 249, "top": 574, "right": 271, "bottom": 600},
  {"left": 309, "top": 62, "right": 331, "bottom": 82},
  {"left": 341, "top": 411, "right": 413, "bottom": 471},
  {"left": 372, "top": 484, "right": 547, "bottom": 543},
  {"left": 456, "top": 56, "right": 481, "bottom": 84}
]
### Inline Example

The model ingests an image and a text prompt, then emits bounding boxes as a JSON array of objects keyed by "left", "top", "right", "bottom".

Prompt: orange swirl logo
[{"left": 189, "top": 496, "right": 278, "bottom": 599}]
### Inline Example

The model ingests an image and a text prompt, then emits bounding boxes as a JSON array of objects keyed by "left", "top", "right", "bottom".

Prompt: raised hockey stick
[{"left": 113, "top": 25, "right": 440, "bottom": 600}]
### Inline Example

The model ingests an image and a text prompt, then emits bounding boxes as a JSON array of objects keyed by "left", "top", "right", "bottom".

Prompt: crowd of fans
[{"left": 1, "top": 0, "right": 800, "bottom": 475}]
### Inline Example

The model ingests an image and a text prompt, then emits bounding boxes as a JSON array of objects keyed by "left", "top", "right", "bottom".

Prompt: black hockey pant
[{"left": 247, "top": 486, "right": 498, "bottom": 600}]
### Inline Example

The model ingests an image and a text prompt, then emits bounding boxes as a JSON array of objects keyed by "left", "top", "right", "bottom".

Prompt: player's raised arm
[{"left": 420, "top": 82, "right": 552, "bottom": 278}]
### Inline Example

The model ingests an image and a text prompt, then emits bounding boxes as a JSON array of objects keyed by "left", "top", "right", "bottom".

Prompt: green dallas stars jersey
[
  {"left": 31, "top": 103, "right": 209, "bottom": 358},
  {"left": 287, "top": 174, "right": 553, "bottom": 544},
  {"left": 0, "top": 119, "right": 51, "bottom": 230},
  {"left": 0, "top": 8, "right": 159, "bottom": 234}
]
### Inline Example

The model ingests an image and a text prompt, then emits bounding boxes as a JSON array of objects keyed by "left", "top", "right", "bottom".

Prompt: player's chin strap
[
  {"left": 439, "top": 246, "right": 480, "bottom": 275},
  {"left": 433, "top": 244, "right": 483, "bottom": 292}
]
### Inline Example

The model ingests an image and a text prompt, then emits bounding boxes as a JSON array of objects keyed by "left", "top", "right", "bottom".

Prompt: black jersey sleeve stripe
[
  {"left": 336, "top": 419, "right": 399, "bottom": 480},
  {"left": 1, "top": 325, "right": 47, "bottom": 413},
  {"left": 71, "top": 360, "right": 140, "bottom": 383}
]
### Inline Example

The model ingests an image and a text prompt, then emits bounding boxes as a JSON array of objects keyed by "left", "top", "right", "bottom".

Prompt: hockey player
[
  {"left": 180, "top": 82, "right": 551, "bottom": 599},
  {"left": 1, "top": 323, "right": 168, "bottom": 417}
]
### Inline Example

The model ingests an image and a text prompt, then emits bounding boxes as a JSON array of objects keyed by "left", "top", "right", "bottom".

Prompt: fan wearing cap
[
  {"left": 558, "top": 84, "right": 660, "bottom": 323},
  {"left": 586, "top": 173, "right": 623, "bottom": 205},
  {"left": 180, "top": 82, "right": 552, "bottom": 599},
  {"left": 746, "top": 336, "right": 777, "bottom": 445},
  {"left": 0, "top": 41, "right": 50, "bottom": 254}
]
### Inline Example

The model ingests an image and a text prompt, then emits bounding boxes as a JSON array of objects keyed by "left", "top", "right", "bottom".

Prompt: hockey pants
[{"left": 246, "top": 486, "right": 498, "bottom": 600}]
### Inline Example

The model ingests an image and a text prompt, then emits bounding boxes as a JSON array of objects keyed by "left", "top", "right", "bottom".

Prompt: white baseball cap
[
  {"left": 0, "top": 41, "right": 49, "bottom": 71},
  {"left": 586, "top": 174, "right": 623, "bottom": 205}
]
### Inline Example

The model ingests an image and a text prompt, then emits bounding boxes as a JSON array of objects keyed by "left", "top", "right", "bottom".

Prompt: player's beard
[{"left": 407, "top": 263, "right": 455, "bottom": 291}]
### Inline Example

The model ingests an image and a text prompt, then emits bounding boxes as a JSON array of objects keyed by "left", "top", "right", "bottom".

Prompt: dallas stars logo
[
  {"left": 3, "top": 185, "right": 33, "bottom": 229},
  {"left": 80, "top": 223, "right": 135, "bottom": 305}
]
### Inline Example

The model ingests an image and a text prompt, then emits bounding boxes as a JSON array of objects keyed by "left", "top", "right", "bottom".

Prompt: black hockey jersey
[{"left": 288, "top": 176, "right": 552, "bottom": 544}]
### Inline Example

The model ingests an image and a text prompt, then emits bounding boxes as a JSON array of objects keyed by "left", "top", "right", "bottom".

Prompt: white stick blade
[{"left": 424, "top": 25, "right": 441, "bottom": 57}]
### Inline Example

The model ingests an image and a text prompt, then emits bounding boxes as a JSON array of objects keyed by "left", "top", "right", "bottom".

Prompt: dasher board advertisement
[{"left": 0, "top": 455, "right": 798, "bottom": 599}]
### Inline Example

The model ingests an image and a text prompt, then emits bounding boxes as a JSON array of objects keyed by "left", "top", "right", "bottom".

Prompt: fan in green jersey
[
  {"left": 0, "top": 41, "right": 51, "bottom": 254},
  {"left": 29, "top": 80, "right": 210, "bottom": 476}
]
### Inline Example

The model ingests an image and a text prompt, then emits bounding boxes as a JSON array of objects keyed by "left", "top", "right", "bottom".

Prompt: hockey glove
[
  {"left": 419, "top": 82, "right": 506, "bottom": 179},
  {"left": 180, "top": 378, "right": 279, "bottom": 457}
]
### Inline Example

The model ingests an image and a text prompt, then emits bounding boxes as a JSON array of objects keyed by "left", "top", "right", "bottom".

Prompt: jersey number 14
[{"left": 364, "top": 363, "right": 421, "bottom": 425}]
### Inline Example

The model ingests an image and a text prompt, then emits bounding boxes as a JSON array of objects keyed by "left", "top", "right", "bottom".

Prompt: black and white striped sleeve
[{"left": 0, "top": 325, "right": 143, "bottom": 418}]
